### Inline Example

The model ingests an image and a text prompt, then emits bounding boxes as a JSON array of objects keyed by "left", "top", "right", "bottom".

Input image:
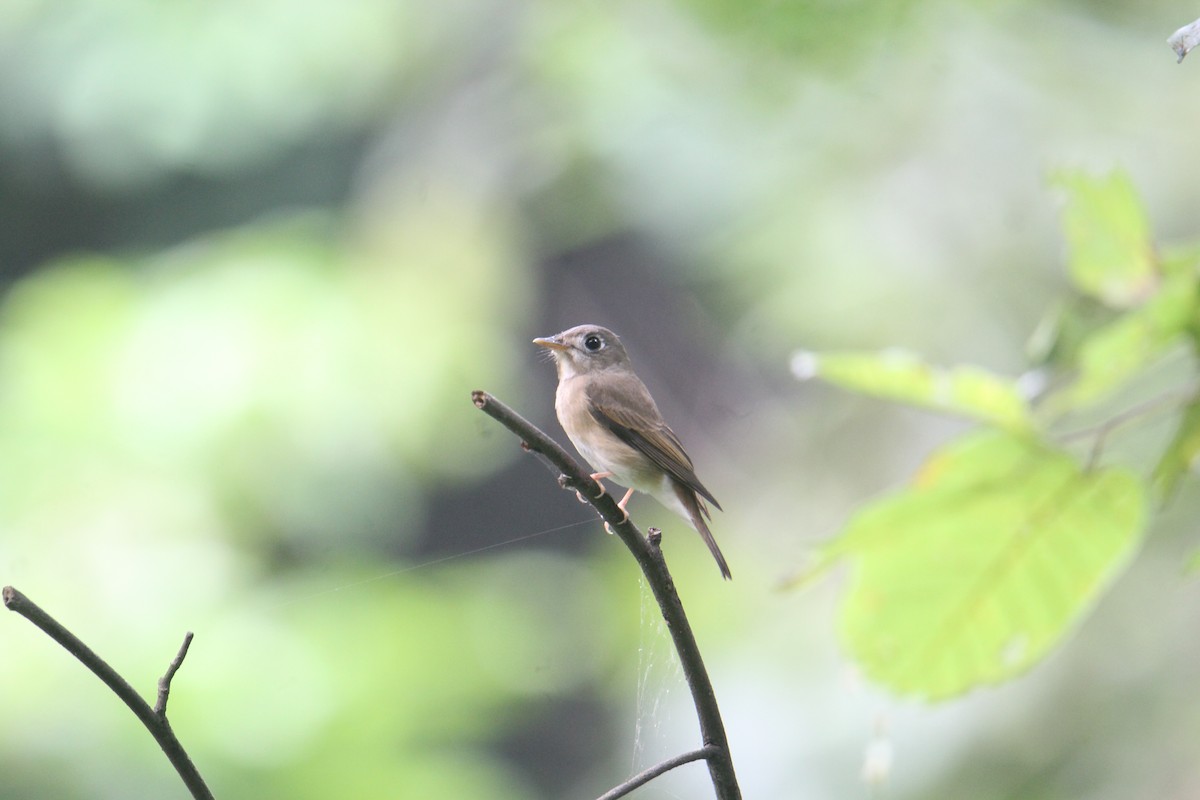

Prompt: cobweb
[{"left": 631, "top": 574, "right": 687, "bottom": 797}]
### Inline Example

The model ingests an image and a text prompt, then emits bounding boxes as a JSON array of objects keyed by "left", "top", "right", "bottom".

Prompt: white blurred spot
[
  {"left": 862, "top": 716, "right": 893, "bottom": 787},
  {"left": 1169, "top": 18, "right": 1200, "bottom": 63},
  {"left": 1015, "top": 369, "right": 1049, "bottom": 401},
  {"left": 790, "top": 350, "right": 819, "bottom": 380}
]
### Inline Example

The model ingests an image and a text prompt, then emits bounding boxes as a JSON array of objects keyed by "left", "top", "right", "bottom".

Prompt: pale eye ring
[{"left": 584, "top": 334, "right": 603, "bottom": 351}]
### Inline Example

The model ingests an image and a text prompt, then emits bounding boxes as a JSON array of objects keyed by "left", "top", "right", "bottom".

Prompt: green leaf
[
  {"left": 791, "top": 349, "right": 1033, "bottom": 432},
  {"left": 1050, "top": 270, "right": 1196, "bottom": 412},
  {"left": 824, "top": 431, "right": 1146, "bottom": 700},
  {"left": 1152, "top": 395, "right": 1200, "bottom": 501},
  {"left": 1053, "top": 170, "right": 1157, "bottom": 308},
  {"left": 1024, "top": 297, "right": 1115, "bottom": 369}
]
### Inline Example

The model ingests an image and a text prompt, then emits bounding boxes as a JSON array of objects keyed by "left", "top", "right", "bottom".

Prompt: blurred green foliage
[
  {"left": 1053, "top": 171, "right": 1157, "bottom": 308},
  {"left": 801, "top": 170, "right": 1196, "bottom": 699},
  {"left": 792, "top": 350, "right": 1034, "bottom": 433},
  {"left": 2, "top": 0, "right": 1200, "bottom": 798},
  {"left": 820, "top": 430, "right": 1144, "bottom": 699}
]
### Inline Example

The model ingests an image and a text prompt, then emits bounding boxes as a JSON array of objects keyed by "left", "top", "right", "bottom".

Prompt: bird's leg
[
  {"left": 603, "top": 488, "right": 634, "bottom": 534},
  {"left": 575, "top": 471, "right": 613, "bottom": 504}
]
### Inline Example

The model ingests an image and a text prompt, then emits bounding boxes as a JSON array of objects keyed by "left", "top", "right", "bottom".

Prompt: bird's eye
[{"left": 584, "top": 334, "right": 603, "bottom": 351}]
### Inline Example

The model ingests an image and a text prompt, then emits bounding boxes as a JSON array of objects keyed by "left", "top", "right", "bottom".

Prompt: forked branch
[
  {"left": 471, "top": 390, "right": 741, "bottom": 800},
  {"left": 2, "top": 586, "right": 212, "bottom": 800}
]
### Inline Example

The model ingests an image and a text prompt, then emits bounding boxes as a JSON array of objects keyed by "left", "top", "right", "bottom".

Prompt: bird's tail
[{"left": 675, "top": 484, "right": 732, "bottom": 580}]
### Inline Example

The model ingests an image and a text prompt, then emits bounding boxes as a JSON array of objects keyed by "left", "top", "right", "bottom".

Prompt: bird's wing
[{"left": 586, "top": 378, "right": 722, "bottom": 511}]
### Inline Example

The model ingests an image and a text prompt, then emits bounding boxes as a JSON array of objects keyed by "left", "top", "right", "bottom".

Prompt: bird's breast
[{"left": 555, "top": 376, "right": 657, "bottom": 489}]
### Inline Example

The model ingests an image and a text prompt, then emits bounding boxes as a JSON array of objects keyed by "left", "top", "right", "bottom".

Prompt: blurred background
[{"left": 2, "top": 1, "right": 1200, "bottom": 798}]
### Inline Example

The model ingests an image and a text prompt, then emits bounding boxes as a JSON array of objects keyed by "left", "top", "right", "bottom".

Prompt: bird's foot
[
  {"left": 576, "top": 472, "right": 612, "bottom": 503},
  {"left": 602, "top": 506, "right": 630, "bottom": 534},
  {"left": 589, "top": 472, "right": 612, "bottom": 498}
]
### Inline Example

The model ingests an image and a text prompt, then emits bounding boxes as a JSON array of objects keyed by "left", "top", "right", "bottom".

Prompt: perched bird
[{"left": 533, "top": 324, "right": 731, "bottom": 579}]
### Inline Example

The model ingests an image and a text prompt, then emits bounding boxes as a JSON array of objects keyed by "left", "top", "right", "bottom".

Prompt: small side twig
[
  {"left": 595, "top": 746, "right": 718, "bottom": 800},
  {"left": 1055, "top": 385, "right": 1196, "bottom": 470},
  {"left": 472, "top": 390, "right": 741, "bottom": 800},
  {"left": 3, "top": 586, "right": 212, "bottom": 800},
  {"left": 156, "top": 632, "right": 195, "bottom": 716}
]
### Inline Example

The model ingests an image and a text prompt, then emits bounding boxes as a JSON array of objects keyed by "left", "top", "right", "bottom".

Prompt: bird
[{"left": 533, "top": 324, "right": 731, "bottom": 579}]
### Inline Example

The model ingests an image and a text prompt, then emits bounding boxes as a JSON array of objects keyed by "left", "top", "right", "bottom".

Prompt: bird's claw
[
  {"left": 575, "top": 474, "right": 607, "bottom": 504},
  {"left": 603, "top": 507, "right": 630, "bottom": 534}
]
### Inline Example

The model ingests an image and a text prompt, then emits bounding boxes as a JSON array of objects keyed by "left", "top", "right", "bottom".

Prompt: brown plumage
[{"left": 534, "top": 324, "right": 731, "bottom": 580}]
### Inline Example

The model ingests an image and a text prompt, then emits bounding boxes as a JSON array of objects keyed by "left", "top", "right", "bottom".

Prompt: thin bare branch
[
  {"left": 471, "top": 390, "right": 741, "bottom": 799},
  {"left": 156, "top": 632, "right": 195, "bottom": 716},
  {"left": 1053, "top": 385, "right": 1196, "bottom": 470},
  {"left": 596, "top": 746, "right": 718, "bottom": 800},
  {"left": 3, "top": 586, "right": 213, "bottom": 800}
]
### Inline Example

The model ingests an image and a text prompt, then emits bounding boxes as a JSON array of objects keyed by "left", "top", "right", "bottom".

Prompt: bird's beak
[{"left": 533, "top": 335, "right": 568, "bottom": 351}]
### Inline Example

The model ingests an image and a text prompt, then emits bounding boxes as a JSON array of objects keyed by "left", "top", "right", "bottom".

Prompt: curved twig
[
  {"left": 596, "top": 745, "right": 718, "bottom": 800},
  {"left": 471, "top": 390, "right": 741, "bottom": 800},
  {"left": 3, "top": 586, "right": 213, "bottom": 800}
]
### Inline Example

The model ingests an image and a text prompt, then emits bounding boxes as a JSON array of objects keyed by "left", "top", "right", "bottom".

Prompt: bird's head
[{"left": 533, "top": 324, "right": 632, "bottom": 379}]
